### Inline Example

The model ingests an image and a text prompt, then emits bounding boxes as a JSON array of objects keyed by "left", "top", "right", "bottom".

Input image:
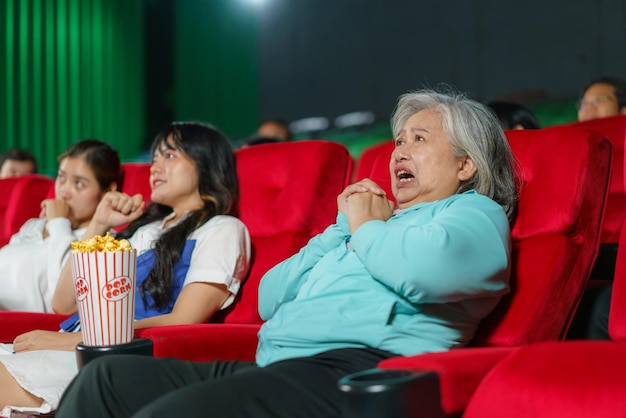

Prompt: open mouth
[
  {"left": 152, "top": 179, "right": 165, "bottom": 188},
  {"left": 396, "top": 169, "right": 414, "bottom": 183}
]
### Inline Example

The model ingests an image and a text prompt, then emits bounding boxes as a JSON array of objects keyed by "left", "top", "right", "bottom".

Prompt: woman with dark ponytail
[{"left": 0, "top": 122, "right": 251, "bottom": 416}]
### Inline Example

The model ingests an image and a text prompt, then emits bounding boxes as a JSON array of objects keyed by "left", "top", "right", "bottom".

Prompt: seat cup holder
[
  {"left": 75, "top": 338, "right": 154, "bottom": 369},
  {"left": 338, "top": 368, "right": 443, "bottom": 418}
]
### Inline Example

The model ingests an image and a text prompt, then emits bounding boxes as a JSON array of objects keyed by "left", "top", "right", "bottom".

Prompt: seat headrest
[
  {"left": 508, "top": 127, "right": 611, "bottom": 240},
  {"left": 235, "top": 140, "right": 352, "bottom": 238}
]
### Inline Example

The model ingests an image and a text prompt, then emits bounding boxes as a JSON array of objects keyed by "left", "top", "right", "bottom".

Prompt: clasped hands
[{"left": 337, "top": 179, "right": 394, "bottom": 234}]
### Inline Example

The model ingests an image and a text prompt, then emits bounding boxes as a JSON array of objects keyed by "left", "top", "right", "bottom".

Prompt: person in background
[
  {"left": 0, "top": 140, "right": 120, "bottom": 312},
  {"left": 577, "top": 76, "right": 626, "bottom": 122},
  {"left": 241, "top": 118, "right": 293, "bottom": 147},
  {"left": 0, "top": 148, "right": 37, "bottom": 179},
  {"left": 56, "top": 89, "right": 517, "bottom": 418},
  {"left": 487, "top": 101, "right": 541, "bottom": 130},
  {"left": 0, "top": 122, "right": 251, "bottom": 417},
  {"left": 257, "top": 118, "right": 292, "bottom": 141}
]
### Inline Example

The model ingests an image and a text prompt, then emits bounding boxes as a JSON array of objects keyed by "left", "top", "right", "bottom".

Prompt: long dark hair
[{"left": 117, "top": 122, "right": 238, "bottom": 310}]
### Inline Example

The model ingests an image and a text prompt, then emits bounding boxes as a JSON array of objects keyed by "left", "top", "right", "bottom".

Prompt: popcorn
[
  {"left": 71, "top": 232, "right": 131, "bottom": 253},
  {"left": 70, "top": 233, "right": 137, "bottom": 346}
]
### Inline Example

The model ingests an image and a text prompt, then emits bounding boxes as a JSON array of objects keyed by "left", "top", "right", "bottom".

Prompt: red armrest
[
  {"left": 0, "top": 312, "right": 69, "bottom": 342},
  {"left": 378, "top": 347, "right": 516, "bottom": 416},
  {"left": 135, "top": 323, "right": 260, "bottom": 362}
]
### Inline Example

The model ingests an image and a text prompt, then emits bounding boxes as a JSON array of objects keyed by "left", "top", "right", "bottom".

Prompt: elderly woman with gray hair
[{"left": 57, "top": 88, "right": 518, "bottom": 418}]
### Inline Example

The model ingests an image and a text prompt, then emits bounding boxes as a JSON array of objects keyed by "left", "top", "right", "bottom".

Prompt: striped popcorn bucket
[{"left": 70, "top": 249, "right": 137, "bottom": 346}]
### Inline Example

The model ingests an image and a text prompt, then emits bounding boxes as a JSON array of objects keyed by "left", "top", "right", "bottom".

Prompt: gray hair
[{"left": 391, "top": 88, "right": 518, "bottom": 221}]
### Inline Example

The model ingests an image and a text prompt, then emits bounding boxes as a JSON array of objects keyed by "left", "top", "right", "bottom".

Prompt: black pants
[
  {"left": 56, "top": 347, "right": 394, "bottom": 418},
  {"left": 587, "top": 284, "right": 612, "bottom": 339}
]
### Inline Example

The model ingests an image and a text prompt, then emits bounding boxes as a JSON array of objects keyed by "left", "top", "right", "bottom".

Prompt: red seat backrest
[
  {"left": 353, "top": 140, "right": 394, "bottom": 182},
  {"left": 563, "top": 115, "right": 626, "bottom": 244},
  {"left": 211, "top": 140, "right": 353, "bottom": 325},
  {"left": 368, "top": 145, "right": 395, "bottom": 205},
  {"left": 120, "top": 162, "right": 152, "bottom": 205},
  {"left": 476, "top": 127, "right": 611, "bottom": 345},
  {"left": 0, "top": 174, "right": 55, "bottom": 247},
  {"left": 464, "top": 210, "right": 626, "bottom": 415}
]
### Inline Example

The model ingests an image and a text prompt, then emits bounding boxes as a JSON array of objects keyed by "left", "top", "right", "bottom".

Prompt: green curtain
[
  {"left": 1, "top": 0, "right": 145, "bottom": 176},
  {"left": 174, "top": 0, "right": 258, "bottom": 142}
]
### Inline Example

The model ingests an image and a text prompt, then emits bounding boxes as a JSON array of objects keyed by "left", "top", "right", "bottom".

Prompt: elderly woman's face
[{"left": 390, "top": 108, "right": 476, "bottom": 209}]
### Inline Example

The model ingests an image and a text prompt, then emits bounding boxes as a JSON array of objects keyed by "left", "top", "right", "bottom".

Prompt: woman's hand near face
[
  {"left": 346, "top": 189, "right": 394, "bottom": 234},
  {"left": 337, "top": 178, "right": 387, "bottom": 215},
  {"left": 53, "top": 191, "right": 144, "bottom": 315},
  {"left": 12, "top": 330, "right": 83, "bottom": 352},
  {"left": 39, "top": 198, "right": 71, "bottom": 220},
  {"left": 91, "top": 191, "right": 144, "bottom": 232}
]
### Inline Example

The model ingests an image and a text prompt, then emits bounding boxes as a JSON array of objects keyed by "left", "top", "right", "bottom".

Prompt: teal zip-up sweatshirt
[{"left": 256, "top": 190, "right": 511, "bottom": 366}]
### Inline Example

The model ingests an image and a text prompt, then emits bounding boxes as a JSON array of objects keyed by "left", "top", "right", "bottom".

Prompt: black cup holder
[
  {"left": 75, "top": 338, "right": 154, "bottom": 369},
  {"left": 338, "top": 368, "right": 443, "bottom": 418}
]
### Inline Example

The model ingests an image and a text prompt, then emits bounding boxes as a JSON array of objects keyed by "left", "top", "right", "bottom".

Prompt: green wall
[
  {"left": 174, "top": 0, "right": 258, "bottom": 141},
  {"left": 1, "top": 0, "right": 145, "bottom": 176},
  {"left": 1, "top": 1, "right": 260, "bottom": 176}
]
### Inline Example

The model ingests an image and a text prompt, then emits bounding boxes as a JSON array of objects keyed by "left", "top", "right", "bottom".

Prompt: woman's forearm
[
  {"left": 51, "top": 260, "right": 78, "bottom": 315},
  {"left": 13, "top": 330, "right": 84, "bottom": 352}
]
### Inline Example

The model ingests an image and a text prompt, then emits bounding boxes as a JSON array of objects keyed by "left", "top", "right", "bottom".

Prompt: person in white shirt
[{"left": 0, "top": 139, "right": 121, "bottom": 312}]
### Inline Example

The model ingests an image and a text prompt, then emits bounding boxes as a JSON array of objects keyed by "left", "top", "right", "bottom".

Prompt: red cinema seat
[
  {"left": 563, "top": 115, "right": 626, "bottom": 278},
  {"left": 339, "top": 126, "right": 613, "bottom": 417},
  {"left": 0, "top": 174, "right": 55, "bottom": 248},
  {"left": 386, "top": 218, "right": 626, "bottom": 418},
  {"left": 564, "top": 115, "right": 626, "bottom": 245}
]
